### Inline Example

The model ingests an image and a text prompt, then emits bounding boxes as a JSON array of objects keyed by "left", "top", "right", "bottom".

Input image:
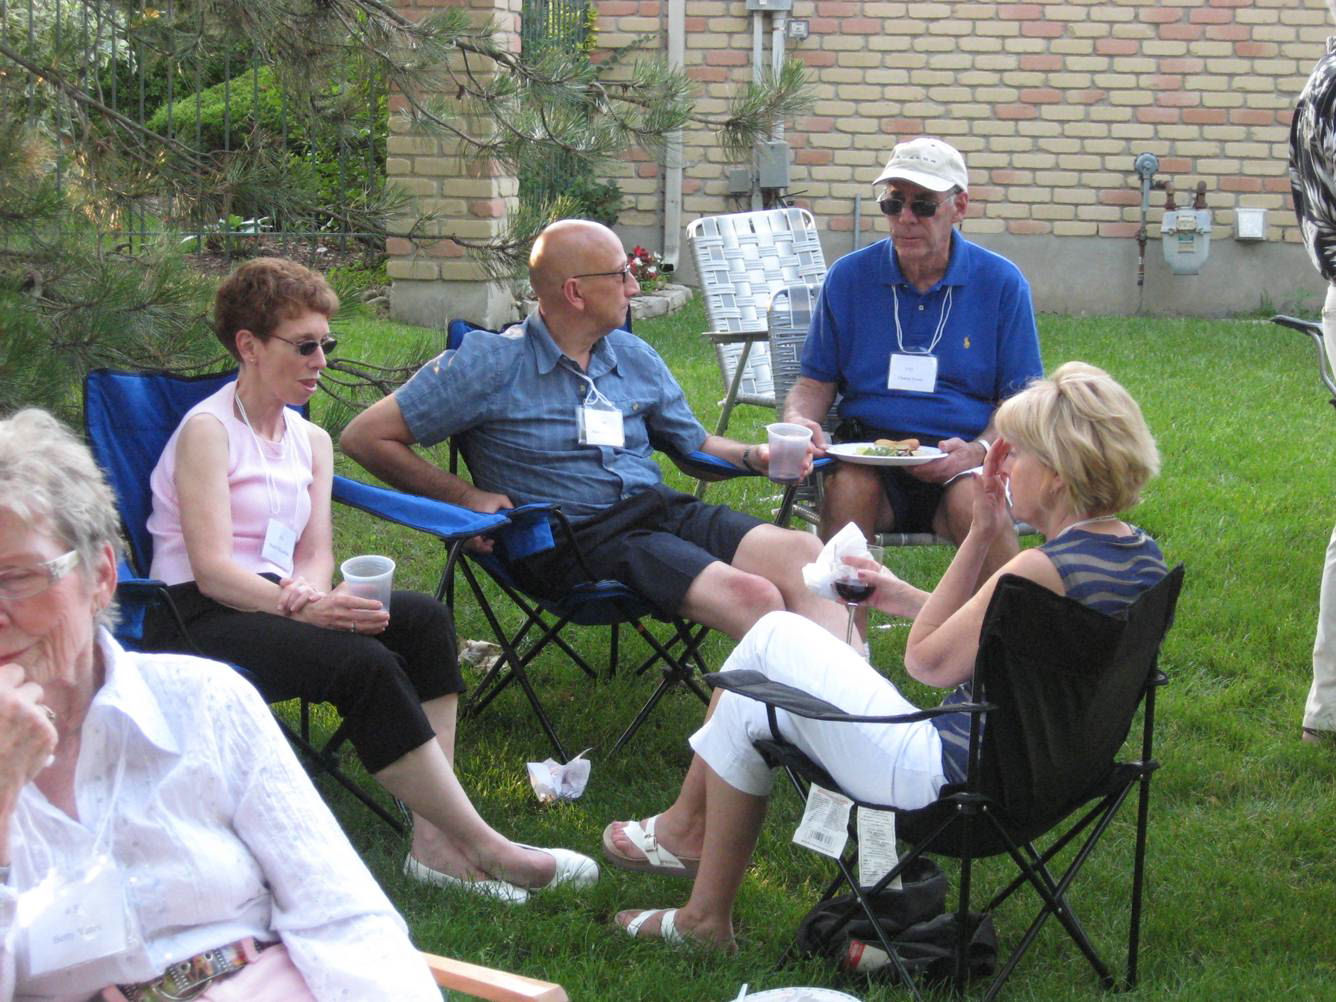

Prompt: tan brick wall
[
  {"left": 387, "top": 0, "right": 522, "bottom": 287},
  {"left": 595, "top": 0, "right": 1328, "bottom": 249}
]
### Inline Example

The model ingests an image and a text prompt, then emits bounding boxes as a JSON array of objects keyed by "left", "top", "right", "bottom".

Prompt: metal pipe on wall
[
  {"left": 751, "top": 12, "right": 764, "bottom": 209},
  {"left": 661, "top": 0, "right": 685, "bottom": 269}
]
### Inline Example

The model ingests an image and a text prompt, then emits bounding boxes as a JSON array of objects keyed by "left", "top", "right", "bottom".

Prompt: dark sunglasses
[
  {"left": 270, "top": 333, "right": 338, "bottom": 357},
  {"left": 879, "top": 194, "right": 951, "bottom": 219}
]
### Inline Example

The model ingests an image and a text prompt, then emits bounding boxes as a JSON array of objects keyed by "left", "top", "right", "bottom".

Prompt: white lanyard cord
[
  {"left": 892, "top": 285, "right": 953, "bottom": 356},
  {"left": 561, "top": 360, "right": 616, "bottom": 409},
  {"left": 234, "top": 390, "right": 288, "bottom": 517}
]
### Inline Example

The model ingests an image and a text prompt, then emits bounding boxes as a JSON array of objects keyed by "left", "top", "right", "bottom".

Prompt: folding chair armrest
[
  {"left": 115, "top": 573, "right": 170, "bottom": 598},
  {"left": 705, "top": 669, "right": 990, "bottom": 723},
  {"left": 331, "top": 474, "right": 509, "bottom": 542},
  {"left": 669, "top": 449, "right": 834, "bottom": 483},
  {"left": 420, "top": 952, "right": 568, "bottom": 1002}
]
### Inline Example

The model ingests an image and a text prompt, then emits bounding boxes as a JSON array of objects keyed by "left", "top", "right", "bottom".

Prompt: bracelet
[
  {"left": 740, "top": 446, "right": 759, "bottom": 473},
  {"left": 975, "top": 438, "right": 991, "bottom": 460}
]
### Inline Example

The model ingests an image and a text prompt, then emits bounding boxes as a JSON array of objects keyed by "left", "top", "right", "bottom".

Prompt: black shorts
[
  {"left": 834, "top": 419, "right": 945, "bottom": 535},
  {"left": 509, "top": 484, "right": 765, "bottom": 617}
]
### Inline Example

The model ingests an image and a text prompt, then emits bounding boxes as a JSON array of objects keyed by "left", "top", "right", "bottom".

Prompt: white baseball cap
[{"left": 872, "top": 138, "right": 969, "bottom": 193}]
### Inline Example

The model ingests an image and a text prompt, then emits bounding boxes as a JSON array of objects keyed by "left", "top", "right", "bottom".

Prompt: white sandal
[
  {"left": 621, "top": 908, "right": 684, "bottom": 945},
  {"left": 602, "top": 816, "right": 700, "bottom": 877}
]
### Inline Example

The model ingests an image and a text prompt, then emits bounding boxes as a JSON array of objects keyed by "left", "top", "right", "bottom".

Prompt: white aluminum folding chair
[{"left": 686, "top": 207, "right": 827, "bottom": 440}]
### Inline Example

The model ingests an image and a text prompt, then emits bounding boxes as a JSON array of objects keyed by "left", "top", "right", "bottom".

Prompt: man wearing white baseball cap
[{"left": 783, "top": 136, "right": 1041, "bottom": 586}]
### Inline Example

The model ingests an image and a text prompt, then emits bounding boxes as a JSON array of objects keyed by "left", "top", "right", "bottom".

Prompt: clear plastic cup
[
  {"left": 766, "top": 422, "right": 814, "bottom": 484},
  {"left": 340, "top": 554, "right": 395, "bottom": 611}
]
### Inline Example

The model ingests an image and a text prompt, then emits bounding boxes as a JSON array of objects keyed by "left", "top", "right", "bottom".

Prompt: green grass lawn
[{"left": 305, "top": 297, "right": 1336, "bottom": 1000}]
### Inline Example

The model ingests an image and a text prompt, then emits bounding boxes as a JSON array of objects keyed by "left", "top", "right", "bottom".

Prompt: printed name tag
[
  {"left": 887, "top": 353, "right": 938, "bottom": 393},
  {"left": 21, "top": 856, "right": 134, "bottom": 976},
  {"left": 577, "top": 405, "right": 625, "bottom": 448},
  {"left": 261, "top": 518, "right": 297, "bottom": 572}
]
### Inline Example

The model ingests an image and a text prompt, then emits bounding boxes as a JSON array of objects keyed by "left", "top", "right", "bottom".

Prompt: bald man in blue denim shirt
[{"left": 342, "top": 220, "right": 847, "bottom": 642}]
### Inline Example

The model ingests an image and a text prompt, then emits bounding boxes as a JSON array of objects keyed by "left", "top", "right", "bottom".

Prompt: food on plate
[{"left": 858, "top": 438, "right": 920, "bottom": 457}]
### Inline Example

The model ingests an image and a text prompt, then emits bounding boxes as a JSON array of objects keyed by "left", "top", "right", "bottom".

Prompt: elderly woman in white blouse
[{"left": 0, "top": 409, "right": 440, "bottom": 1002}]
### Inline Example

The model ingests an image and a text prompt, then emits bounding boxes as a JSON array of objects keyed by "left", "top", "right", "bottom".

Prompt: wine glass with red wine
[{"left": 835, "top": 545, "right": 884, "bottom": 646}]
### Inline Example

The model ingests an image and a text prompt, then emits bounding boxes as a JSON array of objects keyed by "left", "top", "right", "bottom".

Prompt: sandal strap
[
  {"left": 625, "top": 908, "right": 681, "bottom": 943},
  {"left": 630, "top": 816, "right": 687, "bottom": 871}
]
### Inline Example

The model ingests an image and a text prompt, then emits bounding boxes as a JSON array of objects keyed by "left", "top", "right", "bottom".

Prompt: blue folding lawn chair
[
  {"left": 441, "top": 320, "right": 791, "bottom": 761},
  {"left": 84, "top": 367, "right": 510, "bottom": 832}
]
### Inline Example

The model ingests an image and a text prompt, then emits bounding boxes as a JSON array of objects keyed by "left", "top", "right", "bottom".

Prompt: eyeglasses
[
  {"left": 879, "top": 193, "right": 953, "bottom": 219},
  {"left": 269, "top": 334, "right": 338, "bottom": 357},
  {"left": 571, "top": 264, "right": 634, "bottom": 285},
  {"left": 0, "top": 550, "right": 80, "bottom": 601}
]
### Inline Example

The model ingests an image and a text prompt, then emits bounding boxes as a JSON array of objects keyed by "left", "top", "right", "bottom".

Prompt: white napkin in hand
[
  {"left": 527, "top": 748, "right": 592, "bottom": 803},
  {"left": 802, "top": 522, "right": 874, "bottom": 601}
]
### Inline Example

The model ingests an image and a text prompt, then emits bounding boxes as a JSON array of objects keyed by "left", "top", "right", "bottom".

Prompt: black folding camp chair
[
  {"left": 1273, "top": 314, "right": 1336, "bottom": 405},
  {"left": 84, "top": 367, "right": 510, "bottom": 833},
  {"left": 708, "top": 567, "right": 1184, "bottom": 1000}
]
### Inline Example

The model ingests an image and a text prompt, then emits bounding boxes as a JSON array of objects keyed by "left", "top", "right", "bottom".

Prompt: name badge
[
  {"left": 887, "top": 353, "right": 938, "bottom": 393},
  {"left": 261, "top": 518, "right": 297, "bottom": 572},
  {"left": 21, "top": 855, "right": 134, "bottom": 976},
  {"left": 577, "top": 404, "right": 625, "bottom": 448}
]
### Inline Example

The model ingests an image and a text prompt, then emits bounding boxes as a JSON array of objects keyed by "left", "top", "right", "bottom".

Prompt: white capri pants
[
  {"left": 689, "top": 611, "right": 948, "bottom": 810},
  {"left": 1306, "top": 282, "right": 1336, "bottom": 732}
]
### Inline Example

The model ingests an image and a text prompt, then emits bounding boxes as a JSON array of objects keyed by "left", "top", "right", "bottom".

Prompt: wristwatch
[{"left": 975, "top": 438, "right": 992, "bottom": 461}]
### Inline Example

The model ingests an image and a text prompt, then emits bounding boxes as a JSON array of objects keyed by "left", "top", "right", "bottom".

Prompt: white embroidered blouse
[{"left": 0, "top": 631, "right": 439, "bottom": 1002}]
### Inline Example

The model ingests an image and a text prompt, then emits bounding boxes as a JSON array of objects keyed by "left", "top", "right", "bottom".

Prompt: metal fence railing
[
  {"left": 518, "top": 0, "right": 591, "bottom": 217},
  {"left": 0, "top": 0, "right": 385, "bottom": 264}
]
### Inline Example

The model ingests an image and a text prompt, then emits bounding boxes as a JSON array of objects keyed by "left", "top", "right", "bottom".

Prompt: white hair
[{"left": 0, "top": 408, "right": 122, "bottom": 626}]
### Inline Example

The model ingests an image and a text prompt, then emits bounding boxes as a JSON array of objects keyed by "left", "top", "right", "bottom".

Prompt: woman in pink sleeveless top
[{"left": 144, "top": 258, "right": 596, "bottom": 908}]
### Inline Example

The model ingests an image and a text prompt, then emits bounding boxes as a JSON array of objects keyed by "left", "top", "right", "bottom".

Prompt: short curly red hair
[{"left": 213, "top": 257, "right": 339, "bottom": 361}]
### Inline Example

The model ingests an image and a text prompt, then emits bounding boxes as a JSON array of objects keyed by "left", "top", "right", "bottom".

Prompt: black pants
[{"left": 143, "top": 581, "right": 461, "bottom": 772}]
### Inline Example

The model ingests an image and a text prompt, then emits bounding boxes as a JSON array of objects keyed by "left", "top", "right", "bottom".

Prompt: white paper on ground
[{"left": 527, "top": 748, "right": 592, "bottom": 803}]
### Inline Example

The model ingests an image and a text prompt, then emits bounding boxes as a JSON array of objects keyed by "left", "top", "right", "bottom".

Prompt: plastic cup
[
  {"left": 766, "top": 422, "right": 814, "bottom": 484},
  {"left": 340, "top": 554, "right": 395, "bottom": 611}
]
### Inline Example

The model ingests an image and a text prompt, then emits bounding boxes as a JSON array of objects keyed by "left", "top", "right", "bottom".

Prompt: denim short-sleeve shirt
[{"left": 395, "top": 312, "right": 708, "bottom": 520}]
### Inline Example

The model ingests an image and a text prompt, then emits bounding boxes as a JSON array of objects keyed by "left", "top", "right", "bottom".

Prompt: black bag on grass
[{"left": 794, "top": 858, "right": 997, "bottom": 984}]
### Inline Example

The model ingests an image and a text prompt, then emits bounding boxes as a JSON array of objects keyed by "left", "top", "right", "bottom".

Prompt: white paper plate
[
  {"left": 826, "top": 443, "right": 944, "bottom": 467},
  {"left": 731, "top": 990, "right": 863, "bottom": 1002}
]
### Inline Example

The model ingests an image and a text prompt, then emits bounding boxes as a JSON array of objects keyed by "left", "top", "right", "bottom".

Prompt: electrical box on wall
[
  {"left": 757, "top": 140, "right": 790, "bottom": 189},
  {"left": 746, "top": 0, "right": 792, "bottom": 9},
  {"left": 1235, "top": 207, "right": 1266, "bottom": 241},
  {"left": 726, "top": 167, "right": 752, "bottom": 195}
]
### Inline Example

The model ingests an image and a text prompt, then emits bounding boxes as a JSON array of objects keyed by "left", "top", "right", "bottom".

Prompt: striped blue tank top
[{"left": 931, "top": 527, "right": 1168, "bottom": 783}]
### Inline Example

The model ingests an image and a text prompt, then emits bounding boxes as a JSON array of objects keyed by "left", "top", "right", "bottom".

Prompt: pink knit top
[{"left": 148, "top": 382, "right": 315, "bottom": 584}]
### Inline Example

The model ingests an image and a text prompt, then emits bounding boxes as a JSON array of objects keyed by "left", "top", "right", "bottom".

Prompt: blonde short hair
[
  {"left": 0, "top": 408, "right": 123, "bottom": 626},
  {"left": 995, "top": 361, "right": 1160, "bottom": 516}
]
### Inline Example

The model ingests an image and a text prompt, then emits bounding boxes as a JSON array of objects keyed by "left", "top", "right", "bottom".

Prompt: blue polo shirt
[
  {"left": 394, "top": 312, "right": 708, "bottom": 521},
  {"left": 801, "top": 233, "right": 1041, "bottom": 443}
]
